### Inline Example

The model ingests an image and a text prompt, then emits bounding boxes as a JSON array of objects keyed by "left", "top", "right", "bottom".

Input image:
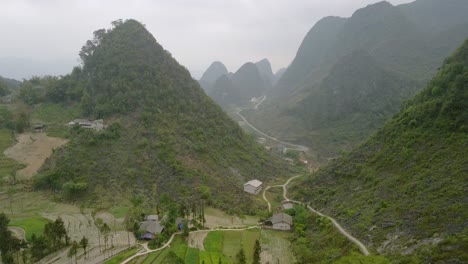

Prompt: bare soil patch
[
  {"left": 188, "top": 231, "right": 208, "bottom": 250},
  {"left": 8, "top": 226, "right": 26, "bottom": 240},
  {"left": 4, "top": 133, "right": 68, "bottom": 180},
  {"left": 203, "top": 207, "right": 259, "bottom": 229}
]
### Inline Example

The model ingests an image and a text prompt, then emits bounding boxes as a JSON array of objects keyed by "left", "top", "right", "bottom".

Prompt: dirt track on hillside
[{"left": 4, "top": 133, "right": 68, "bottom": 180}]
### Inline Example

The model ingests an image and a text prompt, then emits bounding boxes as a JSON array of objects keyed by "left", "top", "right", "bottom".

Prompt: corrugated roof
[
  {"left": 140, "top": 220, "right": 164, "bottom": 234},
  {"left": 269, "top": 213, "right": 293, "bottom": 225},
  {"left": 244, "top": 179, "right": 263, "bottom": 187}
]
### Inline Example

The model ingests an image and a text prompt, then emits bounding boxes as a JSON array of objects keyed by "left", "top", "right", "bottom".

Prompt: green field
[
  {"left": 9, "top": 215, "right": 50, "bottom": 240},
  {"left": 0, "top": 128, "right": 23, "bottom": 180},
  {"left": 31, "top": 103, "right": 80, "bottom": 124},
  {"left": 110, "top": 206, "right": 130, "bottom": 218},
  {"left": 145, "top": 229, "right": 261, "bottom": 264},
  {"left": 30, "top": 103, "right": 81, "bottom": 138},
  {"left": 265, "top": 187, "right": 283, "bottom": 210},
  {"left": 103, "top": 246, "right": 138, "bottom": 264}
]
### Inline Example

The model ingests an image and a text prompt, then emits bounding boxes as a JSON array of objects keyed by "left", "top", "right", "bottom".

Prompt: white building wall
[{"left": 244, "top": 184, "right": 262, "bottom": 194}]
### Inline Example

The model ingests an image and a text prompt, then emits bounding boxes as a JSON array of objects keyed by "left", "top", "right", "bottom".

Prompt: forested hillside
[
  {"left": 245, "top": 0, "right": 468, "bottom": 157},
  {"left": 293, "top": 39, "right": 468, "bottom": 262},
  {"left": 33, "top": 19, "right": 290, "bottom": 214}
]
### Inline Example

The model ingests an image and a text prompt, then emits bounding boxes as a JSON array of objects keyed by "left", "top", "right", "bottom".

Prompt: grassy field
[
  {"left": 203, "top": 207, "right": 259, "bottom": 228},
  {"left": 110, "top": 206, "right": 130, "bottom": 218},
  {"left": 30, "top": 103, "right": 80, "bottom": 138},
  {"left": 265, "top": 187, "right": 283, "bottom": 210},
  {"left": 31, "top": 103, "right": 80, "bottom": 124},
  {"left": 9, "top": 215, "right": 50, "bottom": 240},
  {"left": 0, "top": 128, "right": 23, "bottom": 180},
  {"left": 143, "top": 229, "right": 261, "bottom": 264},
  {"left": 103, "top": 246, "right": 138, "bottom": 264}
]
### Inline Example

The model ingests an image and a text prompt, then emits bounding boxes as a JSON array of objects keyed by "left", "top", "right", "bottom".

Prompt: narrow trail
[
  {"left": 120, "top": 226, "right": 260, "bottom": 264},
  {"left": 236, "top": 95, "right": 309, "bottom": 152},
  {"left": 262, "top": 175, "right": 370, "bottom": 256}
]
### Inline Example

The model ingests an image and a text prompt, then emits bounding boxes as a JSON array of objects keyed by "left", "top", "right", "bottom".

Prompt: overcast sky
[{"left": 0, "top": 0, "right": 414, "bottom": 80}]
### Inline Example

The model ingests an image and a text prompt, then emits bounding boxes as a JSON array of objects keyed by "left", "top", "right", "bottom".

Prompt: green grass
[
  {"left": 110, "top": 206, "right": 130, "bottom": 218},
  {"left": 142, "top": 251, "right": 161, "bottom": 264},
  {"left": 31, "top": 103, "right": 80, "bottom": 124},
  {"left": 153, "top": 247, "right": 170, "bottom": 263},
  {"left": 148, "top": 230, "right": 262, "bottom": 264},
  {"left": 103, "top": 247, "right": 138, "bottom": 264},
  {"left": 0, "top": 128, "right": 23, "bottom": 179},
  {"left": 265, "top": 187, "right": 282, "bottom": 209},
  {"left": 241, "top": 229, "right": 260, "bottom": 263},
  {"left": 222, "top": 231, "right": 241, "bottom": 261},
  {"left": 204, "top": 231, "right": 224, "bottom": 253},
  {"left": 9, "top": 215, "right": 50, "bottom": 240},
  {"left": 172, "top": 236, "right": 188, "bottom": 259},
  {"left": 198, "top": 250, "right": 212, "bottom": 264},
  {"left": 184, "top": 247, "right": 199, "bottom": 264}
]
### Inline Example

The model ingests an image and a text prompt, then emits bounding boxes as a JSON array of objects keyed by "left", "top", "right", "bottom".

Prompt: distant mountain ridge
[
  {"left": 200, "top": 58, "right": 277, "bottom": 108},
  {"left": 245, "top": 0, "right": 468, "bottom": 156},
  {"left": 294, "top": 39, "right": 468, "bottom": 261}
]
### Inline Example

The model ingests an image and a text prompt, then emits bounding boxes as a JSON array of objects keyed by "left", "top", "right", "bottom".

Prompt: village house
[
  {"left": 68, "top": 119, "right": 105, "bottom": 131},
  {"left": 265, "top": 213, "right": 293, "bottom": 231},
  {"left": 139, "top": 215, "right": 164, "bottom": 240},
  {"left": 244, "top": 179, "right": 263, "bottom": 195}
]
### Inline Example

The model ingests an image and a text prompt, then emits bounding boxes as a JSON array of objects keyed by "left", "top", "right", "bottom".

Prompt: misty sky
[{"left": 0, "top": 0, "right": 414, "bottom": 80}]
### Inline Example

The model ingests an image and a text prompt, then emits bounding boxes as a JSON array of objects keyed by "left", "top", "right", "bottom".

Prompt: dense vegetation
[
  {"left": 293, "top": 39, "right": 468, "bottom": 262},
  {"left": 245, "top": 0, "right": 468, "bottom": 157},
  {"left": 0, "top": 213, "right": 73, "bottom": 263},
  {"left": 285, "top": 205, "right": 362, "bottom": 263},
  {"left": 32, "top": 19, "right": 289, "bottom": 214}
]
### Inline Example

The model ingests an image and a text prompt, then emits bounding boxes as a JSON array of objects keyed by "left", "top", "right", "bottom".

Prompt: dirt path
[
  {"left": 262, "top": 175, "right": 370, "bottom": 256},
  {"left": 236, "top": 95, "right": 309, "bottom": 152},
  {"left": 3, "top": 133, "right": 68, "bottom": 180}
]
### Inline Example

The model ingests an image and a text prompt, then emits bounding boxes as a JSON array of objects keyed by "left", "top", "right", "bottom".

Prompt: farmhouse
[
  {"left": 139, "top": 219, "right": 164, "bottom": 240},
  {"left": 265, "top": 213, "right": 293, "bottom": 231},
  {"left": 68, "top": 119, "right": 105, "bottom": 131},
  {"left": 244, "top": 179, "right": 263, "bottom": 195}
]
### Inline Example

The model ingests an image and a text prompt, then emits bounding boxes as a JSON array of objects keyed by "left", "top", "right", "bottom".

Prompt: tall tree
[
  {"left": 253, "top": 239, "right": 261, "bottom": 264},
  {"left": 80, "top": 236, "right": 88, "bottom": 258},
  {"left": 236, "top": 247, "right": 246, "bottom": 264}
]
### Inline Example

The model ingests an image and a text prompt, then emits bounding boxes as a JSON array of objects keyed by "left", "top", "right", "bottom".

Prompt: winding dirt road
[
  {"left": 236, "top": 96, "right": 309, "bottom": 152},
  {"left": 262, "top": 175, "right": 370, "bottom": 256}
]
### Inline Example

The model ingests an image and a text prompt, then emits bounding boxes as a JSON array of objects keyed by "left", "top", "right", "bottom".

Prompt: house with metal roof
[
  {"left": 244, "top": 179, "right": 263, "bottom": 195},
  {"left": 265, "top": 213, "right": 293, "bottom": 231}
]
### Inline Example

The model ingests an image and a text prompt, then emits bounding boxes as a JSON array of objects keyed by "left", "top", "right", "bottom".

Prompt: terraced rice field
[
  {"left": 137, "top": 229, "right": 261, "bottom": 264},
  {"left": 0, "top": 128, "right": 23, "bottom": 181}
]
